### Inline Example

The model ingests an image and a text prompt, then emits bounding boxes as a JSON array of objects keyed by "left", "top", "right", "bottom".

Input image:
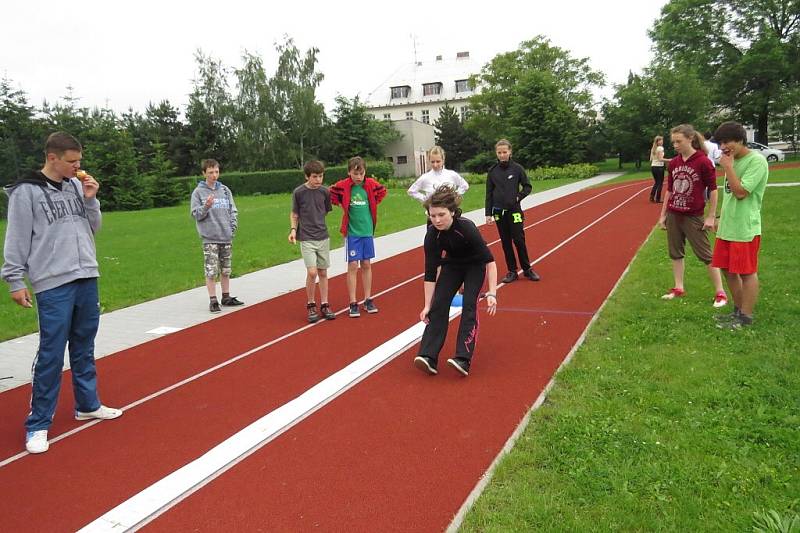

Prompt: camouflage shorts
[{"left": 203, "top": 243, "right": 233, "bottom": 278}]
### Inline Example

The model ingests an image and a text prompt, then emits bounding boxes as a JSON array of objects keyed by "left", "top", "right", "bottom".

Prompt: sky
[{"left": 1, "top": 0, "right": 666, "bottom": 116}]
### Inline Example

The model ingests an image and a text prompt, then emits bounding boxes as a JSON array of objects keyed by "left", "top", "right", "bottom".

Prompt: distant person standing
[
  {"left": 2, "top": 132, "right": 122, "bottom": 455},
  {"left": 290, "top": 160, "right": 335, "bottom": 323},
  {"left": 407, "top": 146, "right": 469, "bottom": 208},
  {"left": 657, "top": 124, "right": 727, "bottom": 308},
  {"left": 485, "top": 139, "right": 540, "bottom": 283},
  {"left": 190, "top": 159, "right": 244, "bottom": 313},
  {"left": 711, "top": 121, "right": 769, "bottom": 329},
  {"left": 649, "top": 135, "right": 669, "bottom": 203},
  {"left": 704, "top": 130, "right": 721, "bottom": 166}
]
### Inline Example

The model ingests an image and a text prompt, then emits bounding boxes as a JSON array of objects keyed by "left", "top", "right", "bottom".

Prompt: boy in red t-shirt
[{"left": 657, "top": 124, "right": 727, "bottom": 307}]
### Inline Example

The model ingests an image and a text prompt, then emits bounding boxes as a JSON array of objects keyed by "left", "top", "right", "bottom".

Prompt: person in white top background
[
  {"left": 649, "top": 135, "right": 670, "bottom": 203},
  {"left": 704, "top": 130, "right": 722, "bottom": 166},
  {"left": 407, "top": 146, "right": 469, "bottom": 212}
]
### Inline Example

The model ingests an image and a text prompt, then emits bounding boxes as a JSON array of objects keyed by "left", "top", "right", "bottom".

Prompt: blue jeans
[{"left": 26, "top": 278, "right": 102, "bottom": 431}]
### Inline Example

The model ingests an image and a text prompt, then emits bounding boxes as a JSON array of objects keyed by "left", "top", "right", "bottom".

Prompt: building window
[
  {"left": 397, "top": 155, "right": 408, "bottom": 164},
  {"left": 422, "top": 82, "right": 442, "bottom": 96},
  {"left": 421, "top": 109, "right": 430, "bottom": 124},
  {"left": 405, "top": 111, "right": 413, "bottom": 120},
  {"left": 383, "top": 113, "right": 391, "bottom": 120},
  {"left": 460, "top": 106, "right": 468, "bottom": 121},
  {"left": 386, "top": 156, "right": 394, "bottom": 163},
  {"left": 391, "top": 86, "right": 410, "bottom": 99},
  {"left": 455, "top": 79, "right": 471, "bottom": 93}
]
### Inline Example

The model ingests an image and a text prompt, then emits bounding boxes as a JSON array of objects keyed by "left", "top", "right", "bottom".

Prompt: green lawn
[
  {"left": 461, "top": 185, "right": 800, "bottom": 531},
  {"left": 0, "top": 178, "right": 585, "bottom": 341}
]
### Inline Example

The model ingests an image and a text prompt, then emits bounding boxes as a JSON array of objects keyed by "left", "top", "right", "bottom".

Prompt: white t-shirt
[
  {"left": 704, "top": 140, "right": 721, "bottom": 165},
  {"left": 407, "top": 169, "right": 469, "bottom": 203},
  {"left": 651, "top": 146, "right": 665, "bottom": 167}
]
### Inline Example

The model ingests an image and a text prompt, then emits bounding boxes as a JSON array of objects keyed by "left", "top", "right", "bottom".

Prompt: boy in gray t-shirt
[{"left": 289, "top": 160, "right": 334, "bottom": 323}]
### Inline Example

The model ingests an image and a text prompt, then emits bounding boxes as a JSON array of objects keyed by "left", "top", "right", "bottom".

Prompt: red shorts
[{"left": 711, "top": 236, "right": 761, "bottom": 274}]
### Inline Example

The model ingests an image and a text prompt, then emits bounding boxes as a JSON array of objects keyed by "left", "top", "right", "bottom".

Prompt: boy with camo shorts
[{"left": 191, "top": 159, "right": 244, "bottom": 313}]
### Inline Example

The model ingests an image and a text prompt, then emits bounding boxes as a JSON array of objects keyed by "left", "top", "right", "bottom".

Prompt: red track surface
[{"left": 0, "top": 181, "right": 657, "bottom": 532}]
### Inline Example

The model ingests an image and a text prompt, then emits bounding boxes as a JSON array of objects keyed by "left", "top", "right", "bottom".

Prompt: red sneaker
[
  {"left": 661, "top": 288, "right": 685, "bottom": 300},
  {"left": 712, "top": 292, "right": 728, "bottom": 308}
]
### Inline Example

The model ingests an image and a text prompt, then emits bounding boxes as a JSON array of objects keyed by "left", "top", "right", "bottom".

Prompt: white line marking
[
  {"left": 77, "top": 187, "right": 648, "bottom": 532},
  {"left": 0, "top": 182, "right": 643, "bottom": 469}
]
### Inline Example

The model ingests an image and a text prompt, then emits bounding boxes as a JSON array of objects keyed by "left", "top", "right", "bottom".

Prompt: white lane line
[
  {"left": 0, "top": 182, "right": 642, "bottom": 469},
  {"left": 77, "top": 186, "right": 648, "bottom": 532}
]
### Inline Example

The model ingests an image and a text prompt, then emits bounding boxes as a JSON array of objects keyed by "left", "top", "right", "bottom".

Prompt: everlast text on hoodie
[
  {"left": 1, "top": 171, "right": 102, "bottom": 294},
  {"left": 190, "top": 180, "right": 239, "bottom": 244},
  {"left": 484, "top": 159, "right": 532, "bottom": 216}
]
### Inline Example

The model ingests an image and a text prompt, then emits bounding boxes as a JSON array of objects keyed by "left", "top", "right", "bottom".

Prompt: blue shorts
[{"left": 346, "top": 236, "right": 375, "bottom": 262}]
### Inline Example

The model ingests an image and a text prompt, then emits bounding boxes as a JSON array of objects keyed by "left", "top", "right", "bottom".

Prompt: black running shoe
[
  {"left": 221, "top": 296, "right": 244, "bottom": 306},
  {"left": 523, "top": 269, "right": 541, "bottom": 281},
  {"left": 501, "top": 271, "right": 518, "bottom": 284},
  {"left": 414, "top": 356, "right": 438, "bottom": 375},
  {"left": 320, "top": 303, "right": 336, "bottom": 320},
  {"left": 349, "top": 302, "right": 361, "bottom": 318},
  {"left": 209, "top": 301, "right": 221, "bottom": 313},
  {"left": 446, "top": 357, "right": 470, "bottom": 376},
  {"left": 307, "top": 303, "right": 320, "bottom": 323},
  {"left": 363, "top": 298, "right": 378, "bottom": 314}
]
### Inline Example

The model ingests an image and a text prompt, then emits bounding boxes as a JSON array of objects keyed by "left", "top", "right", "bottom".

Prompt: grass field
[
  {"left": 461, "top": 184, "right": 800, "bottom": 531},
  {"left": 0, "top": 178, "right": 593, "bottom": 342}
]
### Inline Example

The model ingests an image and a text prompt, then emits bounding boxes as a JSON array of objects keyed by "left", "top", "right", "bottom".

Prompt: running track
[{"left": 0, "top": 181, "right": 657, "bottom": 532}]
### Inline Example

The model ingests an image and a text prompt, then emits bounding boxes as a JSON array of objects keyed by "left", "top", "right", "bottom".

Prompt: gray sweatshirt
[
  {"left": 190, "top": 180, "right": 238, "bottom": 244},
  {"left": 2, "top": 172, "right": 102, "bottom": 294}
]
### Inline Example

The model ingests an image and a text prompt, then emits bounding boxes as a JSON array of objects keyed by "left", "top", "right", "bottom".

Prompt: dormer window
[
  {"left": 391, "top": 85, "right": 411, "bottom": 99},
  {"left": 422, "top": 82, "right": 443, "bottom": 96},
  {"left": 455, "top": 79, "right": 471, "bottom": 93}
]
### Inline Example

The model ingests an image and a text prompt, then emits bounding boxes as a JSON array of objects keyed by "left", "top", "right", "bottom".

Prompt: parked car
[{"left": 747, "top": 142, "right": 785, "bottom": 162}]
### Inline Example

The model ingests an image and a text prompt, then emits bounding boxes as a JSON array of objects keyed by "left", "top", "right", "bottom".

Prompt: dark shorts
[
  {"left": 666, "top": 212, "right": 712, "bottom": 263},
  {"left": 345, "top": 236, "right": 375, "bottom": 262}
]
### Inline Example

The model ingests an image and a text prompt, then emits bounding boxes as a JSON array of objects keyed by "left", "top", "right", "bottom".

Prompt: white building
[{"left": 365, "top": 51, "right": 482, "bottom": 176}]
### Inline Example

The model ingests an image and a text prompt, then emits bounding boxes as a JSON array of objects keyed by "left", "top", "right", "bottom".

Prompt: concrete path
[{"left": 0, "top": 173, "right": 623, "bottom": 392}]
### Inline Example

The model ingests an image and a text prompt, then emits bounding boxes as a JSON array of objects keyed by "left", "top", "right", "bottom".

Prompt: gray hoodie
[
  {"left": 190, "top": 180, "right": 238, "bottom": 244},
  {"left": 2, "top": 172, "right": 102, "bottom": 294}
]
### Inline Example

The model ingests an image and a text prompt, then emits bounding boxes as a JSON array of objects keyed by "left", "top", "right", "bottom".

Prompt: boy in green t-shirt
[
  {"left": 710, "top": 122, "right": 769, "bottom": 329},
  {"left": 330, "top": 157, "right": 387, "bottom": 317}
]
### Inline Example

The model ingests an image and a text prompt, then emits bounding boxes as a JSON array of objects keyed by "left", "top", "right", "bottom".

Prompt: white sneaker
[
  {"left": 75, "top": 405, "right": 123, "bottom": 421},
  {"left": 25, "top": 430, "right": 49, "bottom": 454}
]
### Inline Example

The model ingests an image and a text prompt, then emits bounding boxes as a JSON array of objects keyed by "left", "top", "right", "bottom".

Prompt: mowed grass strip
[
  {"left": 0, "top": 178, "right": 594, "bottom": 341},
  {"left": 460, "top": 186, "right": 799, "bottom": 531}
]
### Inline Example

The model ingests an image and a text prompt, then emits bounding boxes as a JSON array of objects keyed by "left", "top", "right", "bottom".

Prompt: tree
[
  {"left": 186, "top": 50, "right": 235, "bottom": 167},
  {"left": 328, "top": 96, "right": 400, "bottom": 163},
  {"left": 233, "top": 51, "right": 281, "bottom": 170},
  {"left": 467, "top": 35, "right": 605, "bottom": 147},
  {"left": 508, "top": 70, "right": 582, "bottom": 168},
  {"left": 145, "top": 142, "right": 183, "bottom": 207},
  {"left": 0, "top": 78, "right": 42, "bottom": 183},
  {"left": 650, "top": 0, "right": 800, "bottom": 143},
  {"left": 433, "top": 102, "right": 480, "bottom": 171}
]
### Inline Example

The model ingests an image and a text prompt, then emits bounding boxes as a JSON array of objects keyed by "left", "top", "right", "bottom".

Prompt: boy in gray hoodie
[
  {"left": 2, "top": 132, "right": 122, "bottom": 455},
  {"left": 190, "top": 159, "right": 244, "bottom": 313}
]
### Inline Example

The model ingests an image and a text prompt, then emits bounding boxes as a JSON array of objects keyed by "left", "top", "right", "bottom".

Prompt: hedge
[{"left": 173, "top": 160, "right": 395, "bottom": 196}]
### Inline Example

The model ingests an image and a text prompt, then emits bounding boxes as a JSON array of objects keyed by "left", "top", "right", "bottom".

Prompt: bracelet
[
  {"left": 485, "top": 293, "right": 497, "bottom": 299},
  {"left": 290, "top": 227, "right": 297, "bottom": 231}
]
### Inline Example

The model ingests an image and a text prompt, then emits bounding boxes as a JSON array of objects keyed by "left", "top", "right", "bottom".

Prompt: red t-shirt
[{"left": 666, "top": 150, "right": 716, "bottom": 216}]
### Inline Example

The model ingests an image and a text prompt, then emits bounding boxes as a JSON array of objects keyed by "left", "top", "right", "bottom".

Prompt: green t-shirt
[
  {"left": 717, "top": 151, "right": 768, "bottom": 242},
  {"left": 347, "top": 184, "right": 374, "bottom": 237}
]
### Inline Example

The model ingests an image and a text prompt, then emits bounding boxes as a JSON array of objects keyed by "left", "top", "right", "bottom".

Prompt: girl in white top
[
  {"left": 407, "top": 146, "right": 469, "bottom": 203},
  {"left": 649, "top": 135, "right": 669, "bottom": 203}
]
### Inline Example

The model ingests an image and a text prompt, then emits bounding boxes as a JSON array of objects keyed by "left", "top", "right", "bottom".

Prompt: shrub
[
  {"left": 173, "top": 160, "right": 394, "bottom": 197},
  {"left": 529, "top": 163, "right": 599, "bottom": 181},
  {"left": 463, "top": 151, "right": 498, "bottom": 174}
]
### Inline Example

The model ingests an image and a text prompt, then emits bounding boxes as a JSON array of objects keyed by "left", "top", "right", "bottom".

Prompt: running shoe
[
  {"left": 349, "top": 302, "right": 361, "bottom": 318},
  {"left": 320, "top": 303, "right": 336, "bottom": 320},
  {"left": 307, "top": 303, "right": 320, "bottom": 323},
  {"left": 221, "top": 296, "right": 244, "bottom": 306},
  {"left": 661, "top": 288, "right": 685, "bottom": 300},
  {"left": 75, "top": 405, "right": 123, "bottom": 421},
  {"left": 501, "top": 271, "right": 518, "bottom": 284},
  {"left": 712, "top": 292, "right": 728, "bottom": 308},
  {"left": 209, "top": 301, "right": 222, "bottom": 313},
  {"left": 523, "top": 269, "right": 541, "bottom": 281},
  {"left": 446, "top": 357, "right": 470, "bottom": 376},
  {"left": 363, "top": 298, "right": 378, "bottom": 314},
  {"left": 25, "top": 430, "right": 49, "bottom": 454},
  {"left": 414, "top": 356, "right": 438, "bottom": 375}
]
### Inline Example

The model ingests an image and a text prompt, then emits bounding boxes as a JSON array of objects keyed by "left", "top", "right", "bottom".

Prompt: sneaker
[
  {"left": 501, "top": 271, "right": 518, "bottom": 284},
  {"left": 363, "top": 298, "right": 379, "bottom": 314},
  {"left": 717, "top": 314, "right": 753, "bottom": 330},
  {"left": 307, "top": 303, "right": 320, "bottom": 323},
  {"left": 221, "top": 296, "right": 244, "bottom": 306},
  {"left": 209, "top": 301, "right": 221, "bottom": 313},
  {"left": 349, "top": 302, "right": 361, "bottom": 318},
  {"left": 320, "top": 303, "right": 336, "bottom": 320},
  {"left": 714, "top": 308, "right": 741, "bottom": 324},
  {"left": 661, "top": 288, "right": 685, "bottom": 300},
  {"left": 75, "top": 405, "right": 123, "bottom": 421},
  {"left": 446, "top": 357, "right": 470, "bottom": 376},
  {"left": 712, "top": 292, "right": 728, "bottom": 308},
  {"left": 413, "top": 356, "right": 438, "bottom": 375},
  {"left": 25, "top": 430, "right": 49, "bottom": 454},
  {"left": 523, "top": 269, "right": 541, "bottom": 281}
]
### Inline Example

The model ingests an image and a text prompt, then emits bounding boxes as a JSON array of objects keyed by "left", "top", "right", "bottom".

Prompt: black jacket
[{"left": 484, "top": 160, "right": 532, "bottom": 215}]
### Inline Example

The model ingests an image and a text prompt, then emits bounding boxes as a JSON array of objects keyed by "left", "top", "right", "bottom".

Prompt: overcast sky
[{"left": 1, "top": 0, "right": 666, "bottom": 116}]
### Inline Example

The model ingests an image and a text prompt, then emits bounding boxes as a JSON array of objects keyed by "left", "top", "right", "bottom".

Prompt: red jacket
[{"left": 330, "top": 176, "right": 387, "bottom": 236}]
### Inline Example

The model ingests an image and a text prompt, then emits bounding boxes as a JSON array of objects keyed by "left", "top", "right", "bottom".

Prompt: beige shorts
[
  {"left": 666, "top": 212, "right": 712, "bottom": 264},
  {"left": 300, "top": 239, "right": 331, "bottom": 269}
]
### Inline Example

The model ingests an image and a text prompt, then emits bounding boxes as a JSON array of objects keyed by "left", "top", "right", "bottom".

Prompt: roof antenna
[{"left": 411, "top": 33, "right": 419, "bottom": 66}]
